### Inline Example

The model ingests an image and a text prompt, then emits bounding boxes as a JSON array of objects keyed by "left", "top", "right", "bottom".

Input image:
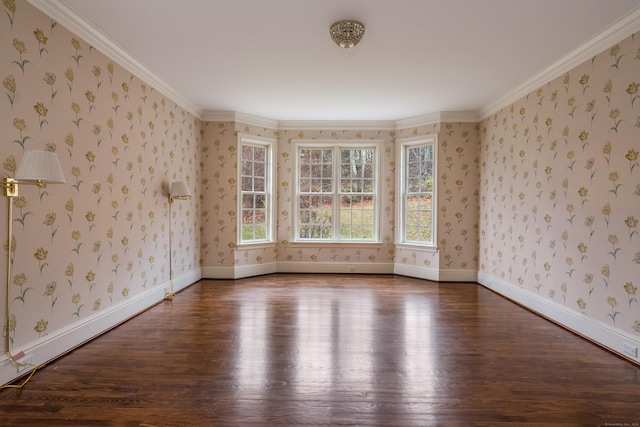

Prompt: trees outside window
[
  {"left": 239, "top": 135, "right": 274, "bottom": 243},
  {"left": 398, "top": 137, "right": 436, "bottom": 246},
  {"left": 295, "top": 142, "right": 378, "bottom": 242}
]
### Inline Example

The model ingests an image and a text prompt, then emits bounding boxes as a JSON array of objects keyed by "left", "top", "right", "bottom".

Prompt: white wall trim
[
  {"left": 479, "top": 5, "right": 640, "bottom": 120},
  {"left": 439, "top": 269, "right": 478, "bottom": 282},
  {"left": 202, "top": 111, "right": 236, "bottom": 122},
  {"left": 394, "top": 263, "right": 440, "bottom": 281},
  {"left": 395, "top": 112, "right": 443, "bottom": 130},
  {"left": 1, "top": 269, "right": 200, "bottom": 386},
  {"left": 169, "top": 269, "right": 202, "bottom": 294},
  {"left": 477, "top": 271, "right": 640, "bottom": 365},
  {"left": 277, "top": 120, "right": 397, "bottom": 131},
  {"left": 278, "top": 262, "right": 394, "bottom": 275},
  {"left": 201, "top": 266, "right": 236, "bottom": 279},
  {"left": 234, "top": 263, "right": 278, "bottom": 279}
]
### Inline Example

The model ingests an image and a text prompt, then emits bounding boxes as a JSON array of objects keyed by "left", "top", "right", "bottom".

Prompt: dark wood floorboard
[{"left": 1, "top": 274, "right": 639, "bottom": 426}]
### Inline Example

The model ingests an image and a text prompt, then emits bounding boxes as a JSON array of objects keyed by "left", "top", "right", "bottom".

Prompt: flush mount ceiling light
[{"left": 329, "top": 20, "right": 365, "bottom": 49}]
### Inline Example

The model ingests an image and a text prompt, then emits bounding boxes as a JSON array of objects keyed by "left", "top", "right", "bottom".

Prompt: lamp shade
[
  {"left": 15, "top": 150, "right": 66, "bottom": 184},
  {"left": 170, "top": 181, "right": 191, "bottom": 200}
]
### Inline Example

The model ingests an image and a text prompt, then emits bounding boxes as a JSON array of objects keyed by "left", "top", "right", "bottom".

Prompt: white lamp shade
[
  {"left": 15, "top": 150, "right": 66, "bottom": 184},
  {"left": 170, "top": 181, "right": 191, "bottom": 200}
]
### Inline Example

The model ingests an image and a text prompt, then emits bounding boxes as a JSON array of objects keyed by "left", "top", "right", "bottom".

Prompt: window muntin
[
  {"left": 400, "top": 138, "right": 436, "bottom": 245},
  {"left": 239, "top": 136, "right": 273, "bottom": 243},
  {"left": 295, "top": 143, "right": 378, "bottom": 242}
]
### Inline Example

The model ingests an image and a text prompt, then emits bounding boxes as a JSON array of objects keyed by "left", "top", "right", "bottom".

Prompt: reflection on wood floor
[{"left": 1, "top": 274, "right": 639, "bottom": 426}]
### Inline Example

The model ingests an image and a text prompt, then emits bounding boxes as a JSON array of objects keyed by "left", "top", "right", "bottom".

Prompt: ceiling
[{"left": 47, "top": 0, "right": 640, "bottom": 122}]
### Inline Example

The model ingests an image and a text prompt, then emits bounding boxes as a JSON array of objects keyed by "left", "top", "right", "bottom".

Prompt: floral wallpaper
[
  {"left": 199, "top": 120, "right": 479, "bottom": 277},
  {"left": 479, "top": 33, "right": 640, "bottom": 337},
  {"left": 3, "top": 0, "right": 638, "bottom": 386},
  {"left": 1, "top": 0, "right": 200, "bottom": 353},
  {"left": 395, "top": 122, "right": 480, "bottom": 275}
]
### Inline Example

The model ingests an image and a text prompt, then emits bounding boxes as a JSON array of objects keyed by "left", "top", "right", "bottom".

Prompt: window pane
[
  {"left": 254, "top": 146, "right": 266, "bottom": 162},
  {"left": 241, "top": 145, "right": 254, "bottom": 161},
  {"left": 339, "top": 195, "right": 373, "bottom": 240},
  {"left": 321, "top": 179, "right": 332, "bottom": 193},
  {"left": 242, "top": 194, "right": 254, "bottom": 209},
  {"left": 241, "top": 161, "right": 252, "bottom": 176},
  {"left": 322, "top": 150, "right": 333, "bottom": 163},
  {"left": 254, "top": 178, "right": 265, "bottom": 192},
  {"left": 254, "top": 161, "right": 265, "bottom": 178}
]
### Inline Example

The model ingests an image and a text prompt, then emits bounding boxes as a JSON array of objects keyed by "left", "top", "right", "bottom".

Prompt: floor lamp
[
  {"left": 2, "top": 151, "right": 66, "bottom": 388},
  {"left": 166, "top": 181, "right": 191, "bottom": 300}
]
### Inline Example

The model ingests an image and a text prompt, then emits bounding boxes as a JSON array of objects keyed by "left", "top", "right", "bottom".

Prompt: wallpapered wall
[
  {"left": 1, "top": 0, "right": 200, "bottom": 351},
  {"left": 3, "top": 0, "right": 639, "bottom": 384},
  {"left": 199, "top": 121, "right": 480, "bottom": 276},
  {"left": 479, "top": 33, "right": 640, "bottom": 337}
]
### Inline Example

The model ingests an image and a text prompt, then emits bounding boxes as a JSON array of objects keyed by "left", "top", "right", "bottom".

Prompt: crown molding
[
  {"left": 394, "top": 112, "right": 442, "bottom": 129},
  {"left": 479, "top": 4, "right": 640, "bottom": 120},
  {"left": 439, "top": 111, "right": 482, "bottom": 123},
  {"left": 277, "top": 120, "right": 397, "bottom": 131},
  {"left": 202, "top": 111, "right": 237, "bottom": 122},
  {"left": 203, "top": 111, "right": 480, "bottom": 130},
  {"left": 236, "top": 112, "right": 279, "bottom": 130},
  {"left": 202, "top": 111, "right": 279, "bottom": 129},
  {"left": 395, "top": 111, "right": 480, "bottom": 129},
  {"left": 27, "top": 0, "right": 205, "bottom": 120}
]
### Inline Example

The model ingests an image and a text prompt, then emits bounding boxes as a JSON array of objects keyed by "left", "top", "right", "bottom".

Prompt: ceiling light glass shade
[
  {"left": 329, "top": 20, "right": 365, "bottom": 49},
  {"left": 15, "top": 150, "right": 66, "bottom": 183},
  {"left": 170, "top": 181, "right": 191, "bottom": 200}
]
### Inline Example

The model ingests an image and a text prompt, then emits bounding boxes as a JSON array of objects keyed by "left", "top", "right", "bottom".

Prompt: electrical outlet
[
  {"left": 623, "top": 342, "right": 638, "bottom": 358},
  {"left": 16, "top": 354, "right": 34, "bottom": 373}
]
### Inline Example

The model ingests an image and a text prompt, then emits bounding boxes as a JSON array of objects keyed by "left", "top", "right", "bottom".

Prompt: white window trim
[
  {"left": 396, "top": 134, "right": 437, "bottom": 248},
  {"left": 237, "top": 133, "right": 276, "bottom": 245},
  {"left": 292, "top": 139, "right": 381, "bottom": 243}
]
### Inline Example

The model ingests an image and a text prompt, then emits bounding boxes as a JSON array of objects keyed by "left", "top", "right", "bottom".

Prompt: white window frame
[
  {"left": 396, "top": 135, "right": 437, "bottom": 249},
  {"left": 237, "top": 134, "right": 276, "bottom": 245},
  {"left": 293, "top": 139, "right": 380, "bottom": 243}
]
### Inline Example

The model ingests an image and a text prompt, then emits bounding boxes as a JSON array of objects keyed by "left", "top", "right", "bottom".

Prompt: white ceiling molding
[
  {"left": 236, "top": 112, "right": 279, "bottom": 130},
  {"left": 201, "top": 111, "right": 278, "bottom": 130},
  {"left": 201, "top": 111, "right": 237, "bottom": 122},
  {"left": 277, "top": 120, "right": 397, "bottom": 131},
  {"left": 395, "top": 111, "right": 481, "bottom": 130},
  {"left": 28, "top": 0, "right": 205, "bottom": 120},
  {"left": 479, "top": 4, "right": 640, "bottom": 120},
  {"left": 395, "top": 113, "right": 443, "bottom": 130},
  {"left": 439, "top": 111, "right": 482, "bottom": 124}
]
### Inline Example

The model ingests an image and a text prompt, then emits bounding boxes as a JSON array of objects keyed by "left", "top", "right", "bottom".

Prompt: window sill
[
  {"left": 236, "top": 242, "right": 277, "bottom": 250},
  {"left": 288, "top": 241, "right": 385, "bottom": 249},
  {"left": 394, "top": 243, "right": 438, "bottom": 253}
]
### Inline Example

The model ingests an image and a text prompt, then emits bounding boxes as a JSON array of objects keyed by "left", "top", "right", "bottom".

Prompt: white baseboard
[
  {"left": 202, "top": 262, "right": 394, "bottom": 278},
  {"left": 477, "top": 271, "right": 640, "bottom": 365},
  {"left": 277, "top": 261, "right": 394, "bottom": 274},
  {"left": 201, "top": 266, "right": 235, "bottom": 279},
  {"left": 1, "top": 268, "right": 201, "bottom": 386},
  {"left": 394, "top": 264, "right": 477, "bottom": 282},
  {"left": 201, "top": 262, "right": 476, "bottom": 281},
  {"left": 394, "top": 263, "right": 440, "bottom": 281},
  {"left": 201, "top": 263, "right": 277, "bottom": 279},
  {"left": 168, "top": 269, "right": 202, "bottom": 293}
]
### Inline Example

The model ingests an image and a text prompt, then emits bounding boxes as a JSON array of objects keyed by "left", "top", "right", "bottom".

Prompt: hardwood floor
[{"left": 1, "top": 274, "right": 639, "bottom": 426}]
